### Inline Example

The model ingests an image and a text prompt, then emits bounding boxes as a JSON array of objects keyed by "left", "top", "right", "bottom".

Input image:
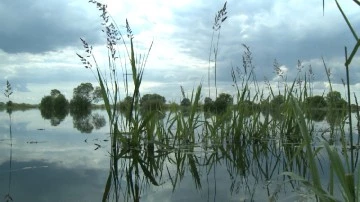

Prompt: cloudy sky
[{"left": 1, "top": 0, "right": 360, "bottom": 104}]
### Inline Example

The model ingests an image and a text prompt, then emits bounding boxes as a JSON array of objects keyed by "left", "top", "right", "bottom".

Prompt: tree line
[{"left": 39, "top": 83, "right": 351, "bottom": 115}]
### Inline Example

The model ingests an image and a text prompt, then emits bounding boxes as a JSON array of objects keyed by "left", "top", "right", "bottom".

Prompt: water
[
  {"left": 0, "top": 109, "right": 356, "bottom": 201},
  {"left": 0, "top": 109, "right": 110, "bottom": 202}
]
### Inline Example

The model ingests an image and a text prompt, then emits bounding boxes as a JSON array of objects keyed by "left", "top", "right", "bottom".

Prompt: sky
[{"left": 1, "top": 0, "right": 360, "bottom": 104}]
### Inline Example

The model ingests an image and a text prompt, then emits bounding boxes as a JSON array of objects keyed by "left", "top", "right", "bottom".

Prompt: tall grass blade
[
  {"left": 324, "top": 142, "right": 354, "bottom": 201},
  {"left": 97, "top": 69, "right": 112, "bottom": 120},
  {"left": 102, "top": 172, "right": 112, "bottom": 202},
  {"left": 288, "top": 95, "right": 328, "bottom": 200},
  {"left": 335, "top": 0, "right": 358, "bottom": 41},
  {"left": 138, "top": 158, "right": 159, "bottom": 186}
]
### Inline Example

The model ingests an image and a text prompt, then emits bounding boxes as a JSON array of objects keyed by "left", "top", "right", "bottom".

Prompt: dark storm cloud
[{"left": 0, "top": 0, "right": 103, "bottom": 54}]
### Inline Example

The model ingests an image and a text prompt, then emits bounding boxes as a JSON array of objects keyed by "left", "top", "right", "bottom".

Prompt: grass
[{"left": 73, "top": 1, "right": 360, "bottom": 201}]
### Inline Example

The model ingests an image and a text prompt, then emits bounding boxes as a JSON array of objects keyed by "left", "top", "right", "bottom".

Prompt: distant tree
[
  {"left": 305, "top": 109, "right": 326, "bottom": 122},
  {"left": 70, "top": 95, "right": 91, "bottom": 113},
  {"left": 51, "top": 89, "right": 61, "bottom": 97},
  {"left": 326, "top": 91, "right": 347, "bottom": 109},
  {"left": 140, "top": 93, "right": 166, "bottom": 111},
  {"left": 213, "top": 93, "right": 233, "bottom": 113},
  {"left": 70, "top": 83, "right": 102, "bottom": 112},
  {"left": 304, "top": 95, "right": 327, "bottom": 109},
  {"left": 40, "top": 89, "right": 69, "bottom": 112},
  {"left": 40, "top": 89, "right": 69, "bottom": 126},
  {"left": 203, "top": 97, "right": 214, "bottom": 112},
  {"left": 73, "top": 83, "right": 94, "bottom": 102},
  {"left": 237, "top": 100, "right": 258, "bottom": 116},
  {"left": 119, "top": 96, "right": 133, "bottom": 111},
  {"left": 270, "top": 94, "right": 285, "bottom": 109},
  {"left": 92, "top": 86, "right": 102, "bottom": 103},
  {"left": 0, "top": 102, "right": 5, "bottom": 109},
  {"left": 40, "top": 96, "right": 53, "bottom": 110},
  {"left": 53, "top": 94, "right": 69, "bottom": 113},
  {"left": 180, "top": 98, "right": 191, "bottom": 107}
]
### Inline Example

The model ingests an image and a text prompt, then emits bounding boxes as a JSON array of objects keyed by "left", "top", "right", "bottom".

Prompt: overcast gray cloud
[
  {"left": 1, "top": 0, "right": 360, "bottom": 104},
  {"left": 0, "top": 0, "right": 102, "bottom": 54}
]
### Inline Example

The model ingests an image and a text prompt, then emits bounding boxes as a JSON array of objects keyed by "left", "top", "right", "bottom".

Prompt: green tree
[
  {"left": 305, "top": 109, "right": 326, "bottom": 122},
  {"left": 73, "top": 83, "right": 94, "bottom": 102},
  {"left": 92, "top": 86, "right": 102, "bottom": 103},
  {"left": 40, "top": 96, "right": 53, "bottom": 111},
  {"left": 180, "top": 98, "right": 191, "bottom": 107},
  {"left": 213, "top": 93, "right": 233, "bottom": 113},
  {"left": 70, "top": 83, "right": 103, "bottom": 112},
  {"left": 53, "top": 94, "right": 69, "bottom": 113},
  {"left": 51, "top": 89, "right": 61, "bottom": 97},
  {"left": 70, "top": 96, "right": 91, "bottom": 113},
  {"left": 140, "top": 93, "right": 166, "bottom": 111},
  {"left": 304, "top": 95, "right": 327, "bottom": 109},
  {"left": 40, "top": 89, "right": 69, "bottom": 126},
  {"left": 119, "top": 96, "right": 133, "bottom": 111},
  {"left": 326, "top": 91, "right": 347, "bottom": 109},
  {"left": 40, "top": 89, "right": 69, "bottom": 112},
  {"left": 203, "top": 97, "right": 214, "bottom": 112},
  {"left": 270, "top": 94, "right": 285, "bottom": 109}
]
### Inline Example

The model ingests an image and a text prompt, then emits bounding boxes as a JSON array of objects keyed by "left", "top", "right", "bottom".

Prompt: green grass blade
[
  {"left": 97, "top": 68, "right": 112, "bottom": 120},
  {"left": 138, "top": 158, "right": 159, "bottom": 186},
  {"left": 324, "top": 142, "right": 354, "bottom": 201},
  {"left": 102, "top": 172, "right": 112, "bottom": 202},
  {"left": 289, "top": 95, "right": 324, "bottom": 194},
  {"left": 335, "top": 0, "right": 358, "bottom": 41}
]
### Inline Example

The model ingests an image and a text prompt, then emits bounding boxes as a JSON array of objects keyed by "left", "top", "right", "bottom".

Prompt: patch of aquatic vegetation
[{"left": 74, "top": 1, "right": 360, "bottom": 201}]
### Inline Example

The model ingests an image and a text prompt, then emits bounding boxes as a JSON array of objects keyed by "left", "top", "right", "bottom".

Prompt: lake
[{"left": 0, "top": 109, "right": 357, "bottom": 201}]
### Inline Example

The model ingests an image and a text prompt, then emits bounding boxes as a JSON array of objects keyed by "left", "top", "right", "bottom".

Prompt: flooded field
[{"left": 0, "top": 109, "right": 357, "bottom": 201}]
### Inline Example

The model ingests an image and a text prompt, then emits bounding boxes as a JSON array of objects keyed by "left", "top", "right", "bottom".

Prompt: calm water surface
[{"left": 0, "top": 109, "right": 356, "bottom": 201}]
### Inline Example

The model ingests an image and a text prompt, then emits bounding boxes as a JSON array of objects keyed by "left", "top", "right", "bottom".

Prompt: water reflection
[
  {"left": 305, "top": 109, "right": 326, "bottom": 122},
  {"left": 40, "top": 107, "right": 68, "bottom": 126},
  {"left": 39, "top": 107, "right": 107, "bottom": 133},
  {"left": 1, "top": 109, "right": 359, "bottom": 201},
  {"left": 0, "top": 109, "right": 110, "bottom": 202},
  {"left": 71, "top": 110, "right": 106, "bottom": 133},
  {"left": 4, "top": 109, "right": 13, "bottom": 202}
]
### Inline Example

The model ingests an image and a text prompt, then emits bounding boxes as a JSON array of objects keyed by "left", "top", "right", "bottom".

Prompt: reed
[{"left": 74, "top": 0, "right": 360, "bottom": 201}]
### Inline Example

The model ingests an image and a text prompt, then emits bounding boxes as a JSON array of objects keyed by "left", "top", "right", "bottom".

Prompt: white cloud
[{"left": 1, "top": 0, "right": 360, "bottom": 104}]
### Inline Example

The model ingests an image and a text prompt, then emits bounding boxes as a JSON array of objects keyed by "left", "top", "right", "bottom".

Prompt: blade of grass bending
[
  {"left": 282, "top": 171, "right": 337, "bottom": 201},
  {"left": 356, "top": 163, "right": 360, "bottom": 199},
  {"left": 335, "top": 0, "right": 360, "bottom": 66},
  {"left": 324, "top": 142, "right": 354, "bottom": 201},
  {"left": 353, "top": 0, "right": 360, "bottom": 6},
  {"left": 289, "top": 96, "right": 324, "bottom": 195},
  {"left": 138, "top": 158, "right": 159, "bottom": 186},
  {"left": 102, "top": 172, "right": 112, "bottom": 202},
  {"left": 138, "top": 112, "right": 156, "bottom": 134},
  {"left": 345, "top": 47, "right": 354, "bottom": 173},
  {"left": 188, "top": 154, "right": 201, "bottom": 189},
  {"left": 345, "top": 40, "right": 360, "bottom": 67},
  {"left": 335, "top": 0, "right": 358, "bottom": 41},
  {"left": 97, "top": 68, "right": 112, "bottom": 120}
]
